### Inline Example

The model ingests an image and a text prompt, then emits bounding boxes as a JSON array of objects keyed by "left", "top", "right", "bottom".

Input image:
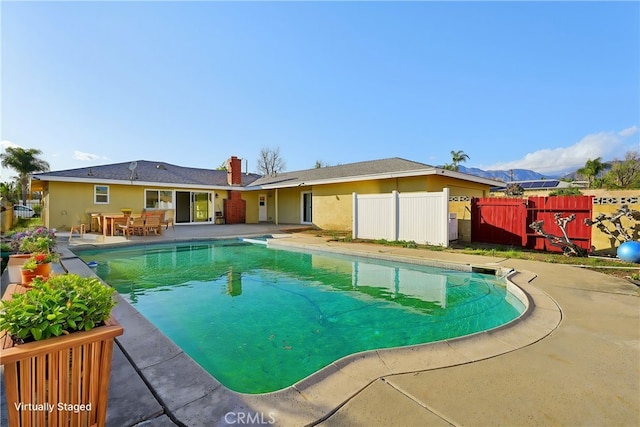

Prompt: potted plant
[
  {"left": 8, "top": 227, "right": 57, "bottom": 260},
  {"left": 0, "top": 274, "right": 123, "bottom": 426},
  {"left": 8, "top": 228, "right": 58, "bottom": 276},
  {"left": 20, "top": 251, "right": 59, "bottom": 285}
]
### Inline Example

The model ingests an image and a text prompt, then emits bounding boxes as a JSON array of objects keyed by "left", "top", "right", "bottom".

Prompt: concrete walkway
[{"left": 2, "top": 224, "right": 638, "bottom": 426}]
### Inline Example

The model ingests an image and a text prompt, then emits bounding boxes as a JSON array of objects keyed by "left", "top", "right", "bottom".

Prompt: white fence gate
[{"left": 352, "top": 189, "right": 451, "bottom": 247}]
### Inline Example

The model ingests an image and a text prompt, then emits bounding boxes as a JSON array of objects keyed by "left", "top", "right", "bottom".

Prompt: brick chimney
[{"left": 227, "top": 156, "right": 242, "bottom": 186}]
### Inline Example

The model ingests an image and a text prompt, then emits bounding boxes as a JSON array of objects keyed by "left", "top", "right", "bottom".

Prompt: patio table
[{"left": 101, "top": 214, "right": 127, "bottom": 237}]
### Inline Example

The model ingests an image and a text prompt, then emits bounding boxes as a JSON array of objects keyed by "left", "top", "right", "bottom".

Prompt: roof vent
[{"left": 156, "top": 164, "right": 167, "bottom": 170}]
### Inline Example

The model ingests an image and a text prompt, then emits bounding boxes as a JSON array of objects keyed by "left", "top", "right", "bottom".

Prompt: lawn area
[{"left": 303, "top": 229, "right": 640, "bottom": 284}]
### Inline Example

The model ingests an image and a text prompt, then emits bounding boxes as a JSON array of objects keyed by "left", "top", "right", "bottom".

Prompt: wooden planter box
[{"left": 1, "top": 284, "right": 124, "bottom": 427}]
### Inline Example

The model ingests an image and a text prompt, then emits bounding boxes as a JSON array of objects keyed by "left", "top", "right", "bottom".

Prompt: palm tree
[
  {"left": 450, "top": 150, "right": 470, "bottom": 172},
  {"left": 0, "top": 181, "right": 18, "bottom": 204},
  {"left": 576, "top": 157, "right": 608, "bottom": 188},
  {"left": 0, "top": 147, "right": 50, "bottom": 205}
]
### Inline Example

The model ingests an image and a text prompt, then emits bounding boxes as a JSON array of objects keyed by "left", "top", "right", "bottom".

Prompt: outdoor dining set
[{"left": 89, "top": 210, "right": 175, "bottom": 239}]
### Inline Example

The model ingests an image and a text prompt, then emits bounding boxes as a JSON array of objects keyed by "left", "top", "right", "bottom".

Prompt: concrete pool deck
[{"left": 1, "top": 224, "right": 639, "bottom": 426}]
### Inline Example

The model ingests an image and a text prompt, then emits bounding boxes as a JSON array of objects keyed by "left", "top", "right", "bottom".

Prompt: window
[
  {"left": 94, "top": 185, "right": 109, "bottom": 204},
  {"left": 145, "top": 189, "right": 174, "bottom": 209}
]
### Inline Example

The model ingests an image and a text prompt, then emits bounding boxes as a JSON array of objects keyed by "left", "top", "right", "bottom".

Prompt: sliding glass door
[{"left": 175, "top": 191, "right": 213, "bottom": 223}]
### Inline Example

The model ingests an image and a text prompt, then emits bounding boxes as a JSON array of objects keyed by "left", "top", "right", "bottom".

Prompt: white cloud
[
  {"left": 618, "top": 126, "right": 638, "bottom": 138},
  {"left": 485, "top": 127, "right": 637, "bottom": 174},
  {"left": 73, "top": 151, "right": 108, "bottom": 162},
  {"left": 1, "top": 140, "right": 23, "bottom": 150}
]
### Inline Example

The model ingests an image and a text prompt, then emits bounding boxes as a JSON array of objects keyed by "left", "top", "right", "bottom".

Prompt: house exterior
[{"left": 32, "top": 156, "right": 503, "bottom": 241}]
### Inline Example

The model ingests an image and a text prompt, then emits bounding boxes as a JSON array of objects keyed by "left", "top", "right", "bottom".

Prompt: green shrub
[
  {"left": 549, "top": 187, "right": 583, "bottom": 196},
  {"left": 0, "top": 274, "right": 116, "bottom": 343}
]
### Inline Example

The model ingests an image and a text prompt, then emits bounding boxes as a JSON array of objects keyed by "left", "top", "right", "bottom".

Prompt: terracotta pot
[
  {"left": 8, "top": 254, "right": 31, "bottom": 259},
  {"left": 20, "top": 262, "right": 51, "bottom": 285}
]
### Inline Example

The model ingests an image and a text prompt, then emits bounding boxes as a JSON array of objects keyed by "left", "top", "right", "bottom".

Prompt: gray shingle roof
[
  {"left": 34, "top": 157, "right": 502, "bottom": 189},
  {"left": 34, "top": 160, "right": 262, "bottom": 187},
  {"left": 251, "top": 157, "right": 433, "bottom": 187}
]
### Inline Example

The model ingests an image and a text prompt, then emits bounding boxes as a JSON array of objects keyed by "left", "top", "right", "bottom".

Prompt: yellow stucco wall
[
  {"left": 46, "top": 182, "right": 146, "bottom": 230},
  {"left": 45, "top": 182, "right": 227, "bottom": 230},
  {"left": 275, "top": 187, "right": 306, "bottom": 224},
  {"left": 242, "top": 190, "right": 283, "bottom": 224},
  {"left": 243, "top": 191, "right": 259, "bottom": 223},
  {"left": 42, "top": 175, "right": 492, "bottom": 241},
  {"left": 586, "top": 190, "right": 640, "bottom": 253},
  {"left": 308, "top": 176, "right": 490, "bottom": 232},
  {"left": 214, "top": 190, "right": 227, "bottom": 218}
]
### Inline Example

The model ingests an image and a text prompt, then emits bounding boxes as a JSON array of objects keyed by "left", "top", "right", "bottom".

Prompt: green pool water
[{"left": 78, "top": 240, "right": 524, "bottom": 394}]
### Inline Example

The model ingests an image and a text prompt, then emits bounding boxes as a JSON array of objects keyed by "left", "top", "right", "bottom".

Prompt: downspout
[{"left": 275, "top": 189, "right": 279, "bottom": 225}]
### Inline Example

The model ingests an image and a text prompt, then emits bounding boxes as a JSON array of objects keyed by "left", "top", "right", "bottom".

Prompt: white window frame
[
  {"left": 94, "top": 185, "right": 109, "bottom": 204},
  {"left": 144, "top": 189, "right": 174, "bottom": 210}
]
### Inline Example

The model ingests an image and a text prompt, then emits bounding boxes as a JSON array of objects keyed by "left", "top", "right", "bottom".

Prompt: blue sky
[{"left": 1, "top": 1, "right": 638, "bottom": 181}]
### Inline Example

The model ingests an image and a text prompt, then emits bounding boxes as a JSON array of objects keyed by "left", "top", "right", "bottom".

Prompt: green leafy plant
[
  {"left": 32, "top": 204, "right": 43, "bottom": 216},
  {"left": 548, "top": 187, "right": 583, "bottom": 196},
  {"left": 0, "top": 274, "right": 116, "bottom": 343},
  {"left": 10, "top": 227, "right": 57, "bottom": 253},
  {"left": 403, "top": 240, "right": 418, "bottom": 249},
  {"left": 21, "top": 251, "right": 59, "bottom": 271}
]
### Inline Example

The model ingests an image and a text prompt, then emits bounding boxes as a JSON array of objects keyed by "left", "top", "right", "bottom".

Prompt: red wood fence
[{"left": 471, "top": 196, "right": 593, "bottom": 253}]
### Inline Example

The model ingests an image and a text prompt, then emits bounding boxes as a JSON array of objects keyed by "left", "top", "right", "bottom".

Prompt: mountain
[{"left": 456, "top": 166, "right": 553, "bottom": 182}]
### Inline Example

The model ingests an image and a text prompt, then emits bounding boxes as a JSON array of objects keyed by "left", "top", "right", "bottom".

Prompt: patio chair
[
  {"left": 69, "top": 223, "right": 86, "bottom": 242},
  {"left": 162, "top": 209, "right": 175, "bottom": 231},
  {"left": 144, "top": 215, "right": 162, "bottom": 236},
  {"left": 112, "top": 215, "right": 131, "bottom": 237},
  {"left": 119, "top": 216, "right": 145, "bottom": 239}
]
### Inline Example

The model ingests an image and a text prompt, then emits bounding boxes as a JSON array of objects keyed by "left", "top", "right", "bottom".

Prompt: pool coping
[{"left": 72, "top": 236, "right": 561, "bottom": 426}]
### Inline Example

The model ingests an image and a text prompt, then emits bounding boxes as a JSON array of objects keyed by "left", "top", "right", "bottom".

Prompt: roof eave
[
  {"left": 32, "top": 175, "right": 243, "bottom": 191},
  {"left": 435, "top": 169, "right": 506, "bottom": 187},
  {"left": 253, "top": 168, "right": 503, "bottom": 189}
]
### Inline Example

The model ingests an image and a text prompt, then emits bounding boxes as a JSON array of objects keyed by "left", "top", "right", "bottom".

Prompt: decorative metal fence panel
[{"left": 353, "top": 189, "right": 450, "bottom": 246}]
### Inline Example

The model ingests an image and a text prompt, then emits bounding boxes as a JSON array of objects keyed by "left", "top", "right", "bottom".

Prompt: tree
[
  {"left": 0, "top": 181, "right": 18, "bottom": 204},
  {"left": 256, "top": 147, "right": 286, "bottom": 177},
  {"left": 450, "top": 150, "right": 470, "bottom": 172},
  {"left": 576, "top": 157, "right": 608, "bottom": 188},
  {"left": 0, "top": 147, "right": 50, "bottom": 205},
  {"left": 314, "top": 160, "right": 328, "bottom": 168},
  {"left": 215, "top": 161, "right": 228, "bottom": 171},
  {"left": 504, "top": 183, "right": 524, "bottom": 197},
  {"left": 603, "top": 150, "right": 640, "bottom": 189}
]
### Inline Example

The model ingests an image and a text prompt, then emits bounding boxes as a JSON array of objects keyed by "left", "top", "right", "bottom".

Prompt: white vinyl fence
[{"left": 352, "top": 189, "right": 451, "bottom": 247}]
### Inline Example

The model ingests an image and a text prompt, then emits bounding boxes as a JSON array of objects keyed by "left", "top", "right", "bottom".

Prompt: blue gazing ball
[{"left": 617, "top": 241, "right": 640, "bottom": 264}]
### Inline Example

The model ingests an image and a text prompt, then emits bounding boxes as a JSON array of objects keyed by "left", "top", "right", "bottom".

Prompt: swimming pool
[{"left": 78, "top": 240, "right": 525, "bottom": 394}]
